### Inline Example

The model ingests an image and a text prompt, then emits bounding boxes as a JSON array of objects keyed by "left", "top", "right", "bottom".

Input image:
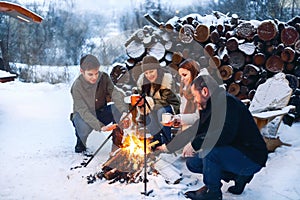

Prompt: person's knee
[
  {"left": 205, "top": 147, "right": 223, "bottom": 161},
  {"left": 73, "top": 114, "right": 92, "bottom": 137},
  {"left": 186, "top": 157, "right": 203, "bottom": 173}
]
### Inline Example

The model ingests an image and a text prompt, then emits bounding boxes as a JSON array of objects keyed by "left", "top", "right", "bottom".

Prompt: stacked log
[{"left": 110, "top": 12, "right": 300, "bottom": 119}]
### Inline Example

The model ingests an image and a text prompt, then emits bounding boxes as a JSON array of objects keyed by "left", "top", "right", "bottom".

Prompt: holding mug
[
  {"left": 162, "top": 113, "right": 173, "bottom": 124},
  {"left": 131, "top": 94, "right": 141, "bottom": 106}
]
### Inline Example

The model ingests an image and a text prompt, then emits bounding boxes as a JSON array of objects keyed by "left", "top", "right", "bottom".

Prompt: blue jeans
[
  {"left": 146, "top": 105, "right": 173, "bottom": 144},
  {"left": 186, "top": 146, "right": 262, "bottom": 192},
  {"left": 72, "top": 104, "right": 122, "bottom": 146}
]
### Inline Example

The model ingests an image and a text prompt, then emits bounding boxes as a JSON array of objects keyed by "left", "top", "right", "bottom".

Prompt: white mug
[{"left": 162, "top": 113, "right": 173, "bottom": 123}]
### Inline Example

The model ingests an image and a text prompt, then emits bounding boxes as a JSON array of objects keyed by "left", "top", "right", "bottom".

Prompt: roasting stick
[{"left": 84, "top": 95, "right": 146, "bottom": 167}]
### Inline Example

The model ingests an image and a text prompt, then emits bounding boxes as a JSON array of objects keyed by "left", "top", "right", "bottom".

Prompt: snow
[
  {"left": 0, "top": 70, "right": 17, "bottom": 78},
  {"left": 0, "top": 78, "right": 300, "bottom": 200}
]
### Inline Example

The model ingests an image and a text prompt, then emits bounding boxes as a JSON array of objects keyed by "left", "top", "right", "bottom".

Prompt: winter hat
[{"left": 141, "top": 55, "right": 161, "bottom": 72}]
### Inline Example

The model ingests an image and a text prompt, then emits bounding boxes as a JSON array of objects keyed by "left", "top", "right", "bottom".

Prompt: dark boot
[
  {"left": 75, "top": 138, "right": 86, "bottom": 153},
  {"left": 221, "top": 171, "right": 236, "bottom": 183},
  {"left": 228, "top": 175, "right": 254, "bottom": 195},
  {"left": 184, "top": 185, "right": 208, "bottom": 199},
  {"left": 192, "top": 189, "right": 222, "bottom": 200}
]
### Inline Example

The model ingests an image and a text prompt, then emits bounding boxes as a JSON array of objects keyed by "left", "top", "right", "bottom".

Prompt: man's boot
[
  {"left": 192, "top": 189, "right": 222, "bottom": 200},
  {"left": 228, "top": 175, "right": 254, "bottom": 195},
  {"left": 221, "top": 171, "right": 236, "bottom": 183},
  {"left": 75, "top": 138, "right": 86, "bottom": 153},
  {"left": 184, "top": 185, "right": 208, "bottom": 199}
]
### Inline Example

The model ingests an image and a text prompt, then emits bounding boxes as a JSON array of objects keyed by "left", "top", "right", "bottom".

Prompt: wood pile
[{"left": 110, "top": 12, "right": 300, "bottom": 119}]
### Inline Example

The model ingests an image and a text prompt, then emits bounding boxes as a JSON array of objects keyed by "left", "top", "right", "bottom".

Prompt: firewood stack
[{"left": 110, "top": 12, "right": 300, "bottom": 119}]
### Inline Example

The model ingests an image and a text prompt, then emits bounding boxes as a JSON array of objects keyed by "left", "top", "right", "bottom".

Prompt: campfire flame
[
  {"left": 98, "top": 132, "right": 159, "bottom": 184},
  {"left": 102, "top": 132, "right": 158, "bottom": 173},
  {"left": 122, "top": 133, "right": 155, "bottom": 156}
]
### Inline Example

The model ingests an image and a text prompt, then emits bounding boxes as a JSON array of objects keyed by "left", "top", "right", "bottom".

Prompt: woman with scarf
[
  {"left": 174, "top": 59, "right": 200, "bottom": 130},
  {"left": 136, "top": 55, "right": 180, "bottom": 146}
]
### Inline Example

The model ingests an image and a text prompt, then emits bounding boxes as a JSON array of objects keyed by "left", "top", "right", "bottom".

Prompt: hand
[
  {"left": 120, "top": 112, "right": 131, "bottom": 129},
  {"left": 155, "top": 144, "right": 168, "bottom": 153},
  {"left": 172, "top": 114, "right": 182, "bottom": 127},
  {"left": 137, "top": 98, "right": 144, "bottom": 107},
  {"left": 101, "top": 124, "right": 118, "bottom": 132},
  {"left": 120, "top": 117, "right": 131, "bottom": 129},
  {"left": 182, "top": 142, "right": 196, "bottom": 157}
]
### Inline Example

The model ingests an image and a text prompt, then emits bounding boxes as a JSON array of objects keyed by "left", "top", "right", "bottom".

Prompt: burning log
[{"left": 96, "top": 134, "right": 158, "bottom": 184}]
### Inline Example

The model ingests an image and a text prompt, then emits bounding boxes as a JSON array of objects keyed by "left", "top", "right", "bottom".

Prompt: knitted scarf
[{"left": 180, "top": 82, "right": 197, "bottom": 114}]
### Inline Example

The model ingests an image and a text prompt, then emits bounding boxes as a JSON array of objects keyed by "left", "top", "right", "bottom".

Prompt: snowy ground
[{"left": 0, "top": 80, "right": 300, "bottom": 200}]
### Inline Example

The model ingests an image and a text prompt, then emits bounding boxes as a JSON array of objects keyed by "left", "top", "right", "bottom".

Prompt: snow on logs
[{"left": 112, "top": 12, "right": 300, "bottom": 101}]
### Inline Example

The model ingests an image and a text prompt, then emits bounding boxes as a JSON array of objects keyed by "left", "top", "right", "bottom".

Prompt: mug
[
  {"left": 162, "top": 113, "right": 173, "bottom": 123},
  {"left": 131, "top": 94, "right": 141, "bottom": 106}
]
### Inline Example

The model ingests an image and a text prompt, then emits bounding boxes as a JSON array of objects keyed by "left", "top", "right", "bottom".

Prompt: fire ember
[{"left": 93, "top": 133, "right": 159, "bottom": 184}]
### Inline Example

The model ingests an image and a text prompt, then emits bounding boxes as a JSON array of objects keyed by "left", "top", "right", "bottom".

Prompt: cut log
[
  {"left": 226, "top": 37, "right": 239, "bottom": 52},
  {"left": 164, "top": 40, "right": 174, "bottom": 52},
  {"left": 228, "top": 82, "right": 240, "bottom": 96},
  {"left": 228, "top": 51, "right": 245, "bottom": 69},
  {"left": 280, "top": 26, "right": 299, "bottom": 46},
  {"left": 225, "top": 30, "right": 236, "bottom": 39},
  {"left": 236, "top": 22, "right": 257, "bottom": 40},
  {"left": 164, "top": 52, "right": 173, "bottom": 63},
  {"left": 219, "top": 65, "right": 233, "bottom": 80},
  {"left": 126, "top": 40, "right": 146, "bottom": 60},
  {"left": 238, "top": 42, "right": 256, "bottom": 55},
  {"left": 125, "top": 58, "right": 135, "bottom": 69},
  {"left": 281, "top": 47, "right": 295, "bottom": 63},
  {"left": 230, "top": 14, "right": 239, "bottom": 26},
  {"left": 243, "top": 64, "right": 260, "bottom": 77},
  {"left": 110, "top": 63, "right": 130, "bottom": 85},
  {"left": 257, "top": 20, "right": 278, "bottom": 41},
  {"left": 209, "top": 55, "right": 221, "bottom": 68},
  {"left": 179, "top": 24, "right": 195, "bottom": 43},
  {"left": 147, "top": 42, "right": 166, "bottom": 61},
  {"left": 234, "top": 70, "right": 243, "bottom": 83},
  {"left": 164, "top": 16, "right": 180, "bottom": 32},
  {"left": 204, "top": 43, "right": 217, "bottom": 57},
  {"left": 217, "top": 47, "right": 229, "bottom": 63},
  {"left": 144, "top": 13, "right": 164, "bottom": 29},
  {"left": 216, "top": 24, "right": 224, "bottom": 34},
  {"left": 194, "top": 24, "right": 210, "bottom": 43},
  {"left": 125, "top": 29, "right": 144, "bottom": 47},
  {"left": 172, "top": 51, "right": 183, "bottom": 65},
  {"left": 285, "top": 63, "right": 295, "bottom": 72},
  {"left": 265, "top": 55, "right": 284, "bottom": 73},
  {"left": 210, "top": 29, "right": 220, "bottom": 43}
]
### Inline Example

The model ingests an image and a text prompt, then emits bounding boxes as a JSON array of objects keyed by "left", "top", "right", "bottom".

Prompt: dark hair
[
  {"left": 80, "top": 54, "right": 100, "bottom": 70},
  {"left": 192, "top": 74, "right": 219, "bottom": 93},
  {"left": 178, "top": 59, "right": 200, "bottom": 81}
]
